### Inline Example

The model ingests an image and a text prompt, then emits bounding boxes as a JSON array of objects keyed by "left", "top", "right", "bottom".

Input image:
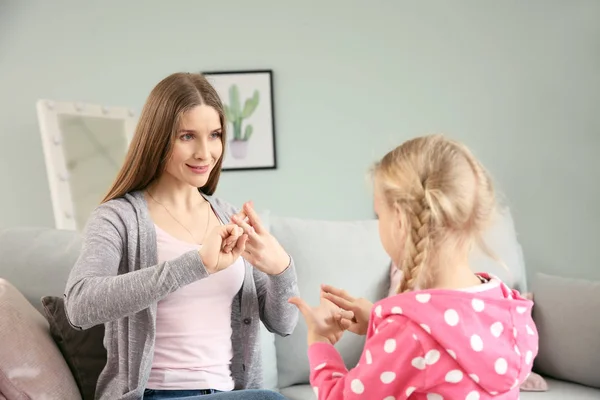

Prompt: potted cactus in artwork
[{"left": 224, "top": 84, "right": 259, "bottom": 159}]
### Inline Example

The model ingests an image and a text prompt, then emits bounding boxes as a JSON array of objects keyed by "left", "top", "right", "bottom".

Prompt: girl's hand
[
  {"left": 230, "top": 201, "right": 291, "bottom": 275},
  {"left": 199, "top": 224, "right": 248, "bottom": 274},
  {"left": 321, "top": 284, "right": 373, "bottom": 336},
  {"left": 288, "top": 296, "right": 354, "bottom": 345}
]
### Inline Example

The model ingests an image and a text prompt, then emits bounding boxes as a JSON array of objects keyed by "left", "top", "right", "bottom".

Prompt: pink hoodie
[{"left": 308, "top": 274, "right": 538, "bottom": 399}]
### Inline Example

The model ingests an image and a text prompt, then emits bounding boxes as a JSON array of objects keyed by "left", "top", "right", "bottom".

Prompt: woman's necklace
[{"left": 146, "top": 190, "right": 211, "bottom": 245}]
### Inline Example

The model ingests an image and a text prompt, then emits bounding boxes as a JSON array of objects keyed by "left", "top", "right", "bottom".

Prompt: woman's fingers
[
  {"left": 231, "top": 214, "right": 260, "bottom": 241},
  {"left": 243, "top": 201, "right": 265, "bottom": 234},
  {"left": 219, "top": 224, "right": 246, "bottom": 253},
  {"left": 321, "top": 284, "right": 355, "bottom": 302},
  {"left": 230, "top": 234, "right": 248, "bottom": 258}
]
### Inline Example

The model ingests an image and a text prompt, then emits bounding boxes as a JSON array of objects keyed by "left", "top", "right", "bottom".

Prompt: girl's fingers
[
  {"left": 321, "top": 284, "right": 355, "bottom": 302},
  {"left": 338, "top": 309, "right": 355, "bottom": 321},
  {"left": 323, "top": 292, "right": 355, "bottom": 312},
  {"left": 339, "top": 317, "right": 353, "bottom": 330},
  {"left": 288, "top": 297, "right": 312, "bottom": 320}
]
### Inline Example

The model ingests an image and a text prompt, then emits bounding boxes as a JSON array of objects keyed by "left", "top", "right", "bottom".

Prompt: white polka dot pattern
[
  {"left": 470, "top": 334, "right": 483, "bottom": 352},
  {"left": 384, "top": 339, "right": 396, "bottom": 353},
  {"left": 416, "top": 293, "right": 431, "bottom": 303},
  {"left": 380, "top": 371, "right": 396, "bottom": 384},
  {"left": 466, "top": 391, "right": 480, "bottom": 400},
  {"left": 472, "top": 298, "right": 485, "bottom": 312},
  {"left": 526, "top": 324, "right": 535, "bottom": 335},
  {"left": 445, "top": 369, "right": 463, "bottom": 383},
  {"left": 391, "top": 306, "right": 403, "bottom": 314},
  {"left": 494, "top": 358, "right": 508, "bottom": 375},
  {"left": 444, "top": 309, "right": 460, "bottom": 326},
  {"left": 314, "top": 362, "right": 327, "bottom": 371},
  {"left": 305, "top": 280, "right": 539, "bottom": 400},
  {"left": 490, "top": 321, "right": 503, "bottom": 338},
  {"left": 350, "top": 379, "right": 364, "bottom": 394}
]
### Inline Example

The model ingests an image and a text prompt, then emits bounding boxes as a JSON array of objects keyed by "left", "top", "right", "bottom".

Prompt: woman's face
[
  {"left": 374, "top": 178, "right": 405, "bottom": 265},
  {"left": 165, "top": 105, "right": 223, "bottom": 188}
]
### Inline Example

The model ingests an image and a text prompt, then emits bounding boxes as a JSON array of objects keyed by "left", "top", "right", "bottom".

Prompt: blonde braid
[{"left": 398, "top": 198, "right": 432, "bottom": 293}]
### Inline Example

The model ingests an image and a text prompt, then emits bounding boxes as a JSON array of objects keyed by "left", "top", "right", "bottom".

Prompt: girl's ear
[{"left": 393, "top": 203, "right": 403, "bottom": 229}]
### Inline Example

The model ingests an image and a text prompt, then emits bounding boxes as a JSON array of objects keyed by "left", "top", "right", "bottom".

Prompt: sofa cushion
[
  {"left": 466, "top": 205, "right": 528, "bottom": 291},
  {"left": 270, "top": 217, "right": 390, "bottom": 388},
  {"left": 41, "top": 296, "right": 106, "bottom": 400},
  {"left": 532, "top": 273, "right": 600, "bottom": 388},
  {"left": 0, "top": 279, "right": 82, "bottom": 399},
  {"left": 0, "top": 227, "right": 81, "bottom": 313}
]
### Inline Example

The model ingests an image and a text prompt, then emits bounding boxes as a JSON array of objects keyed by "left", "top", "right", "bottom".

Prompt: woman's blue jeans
[{"left": 143, "top": 388, "right": 288, "bottom": 400}]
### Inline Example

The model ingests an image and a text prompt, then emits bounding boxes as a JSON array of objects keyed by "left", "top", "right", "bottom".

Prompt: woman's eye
[
  {"left": 211, "top": 131, "right": 222, "bottom": 139},
  {"left": 181, "top": 133, "right": 193, "bottom": 141}
]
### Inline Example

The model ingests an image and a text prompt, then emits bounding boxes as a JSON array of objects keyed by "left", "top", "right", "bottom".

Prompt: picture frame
[{"left": 202, "top": 69, "right": 277, "bottom": 171}]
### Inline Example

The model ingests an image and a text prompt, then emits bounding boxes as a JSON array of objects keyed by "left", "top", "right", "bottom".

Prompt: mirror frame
[{"left": 36, "top": 99, "right": 137, "bottom": 230}]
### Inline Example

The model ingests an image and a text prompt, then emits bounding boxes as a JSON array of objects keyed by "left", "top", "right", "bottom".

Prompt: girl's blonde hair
[
  {"left": 101, "top": 72, "right": 226, "bottom": 203},
  {"left": 373, "top": 134, "right": 497, "bottom": 293}
]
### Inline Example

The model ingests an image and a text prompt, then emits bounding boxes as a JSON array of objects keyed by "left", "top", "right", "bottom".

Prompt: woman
[{"left": 64, "top": 72, "right": 298, "bottom": 400}]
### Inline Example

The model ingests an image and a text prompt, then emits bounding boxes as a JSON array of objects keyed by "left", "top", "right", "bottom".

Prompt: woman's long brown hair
[{"left": 101, "top": 72, "right": 226, "bottom": 203}]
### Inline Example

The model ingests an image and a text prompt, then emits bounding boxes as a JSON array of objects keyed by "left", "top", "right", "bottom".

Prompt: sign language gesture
[
  {"left": 230, "top": 201, "right": 291, "bottom": 275},
  {"left": 288, "top": 295, "right": 354, "bottom": 345},
  {"left": 199, "top": 224, "right": 248, "bottom": 274},
  {"left": 320, "top": 284, "right": 374, "bottom": 336}
]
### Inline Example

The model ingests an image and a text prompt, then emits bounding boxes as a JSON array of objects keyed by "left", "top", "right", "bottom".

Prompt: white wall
[{"left": 1, "top": 0, "right": 599, "bottom": 282}]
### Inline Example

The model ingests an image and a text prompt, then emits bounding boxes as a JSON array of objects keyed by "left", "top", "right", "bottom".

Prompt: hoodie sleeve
[{"left": 307, "top": 316, "right": 426, "bottom": 400}]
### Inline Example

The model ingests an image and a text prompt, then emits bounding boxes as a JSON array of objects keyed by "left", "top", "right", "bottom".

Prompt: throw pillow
[
  {"left": 531, "top": 273, "right": 600, "bottom": 388},
  {"left": 0, "top": 279, "right": 81, "bottom": 399},
  {"left": 41, "top": 296, "right": 106, "bottom": 400},
  {"left": 520, "top": 372, "right": 548, "bottom": 391}
]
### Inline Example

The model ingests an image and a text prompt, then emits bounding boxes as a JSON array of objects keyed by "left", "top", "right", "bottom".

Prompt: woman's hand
[
  {"left": 288, "top": 295, "right": 354, "bottom": 345},
  {"left": 199, "top": 224, "right": 248, "bottom": 274},
  {"left": 230, "top": 201, "right": 291, "bottom": 275},
  {"left": 321, "top": 284, "right": 373, "bottom": 336}
]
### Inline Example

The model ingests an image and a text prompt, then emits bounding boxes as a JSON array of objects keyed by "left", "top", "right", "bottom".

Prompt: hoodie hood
[{"left": 379, "top": 274, "right": 538, "bottom": 396}]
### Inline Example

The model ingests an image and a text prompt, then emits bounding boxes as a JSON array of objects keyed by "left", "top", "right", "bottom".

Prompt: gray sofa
[{"left": 0, "top": 207, "right": 599, "bottom": 399}]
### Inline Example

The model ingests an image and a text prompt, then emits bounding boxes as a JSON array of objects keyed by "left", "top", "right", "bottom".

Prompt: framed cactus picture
[{"left": 202, "top": 69, "right": 277, "bottom": 171}]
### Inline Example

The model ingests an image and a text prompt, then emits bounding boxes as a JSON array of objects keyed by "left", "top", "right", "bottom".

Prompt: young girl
[
  {"left": 290, "top": 135, "right": 538, "bottom": 399},
  {"left": 64, "top": 72, "right": 297, "bottom": 400}
]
